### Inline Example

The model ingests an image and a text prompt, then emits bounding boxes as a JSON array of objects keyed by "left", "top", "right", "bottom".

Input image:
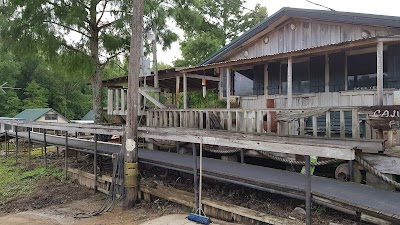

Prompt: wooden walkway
[{"left": 6, "top": 131, "right": 400, "bottom": 223}]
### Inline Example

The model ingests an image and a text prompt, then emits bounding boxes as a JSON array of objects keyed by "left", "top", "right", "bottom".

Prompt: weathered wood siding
[
  {"left": 229, "top": 19, "right": 400, "bottom": 61},
  {"left": 239, "top": 90, "right": 395, "bottom": 109}
]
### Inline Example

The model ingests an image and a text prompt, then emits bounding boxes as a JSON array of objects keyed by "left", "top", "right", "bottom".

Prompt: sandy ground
[{"left": 0, "top": 194, "right": 186, "bottom": 225}]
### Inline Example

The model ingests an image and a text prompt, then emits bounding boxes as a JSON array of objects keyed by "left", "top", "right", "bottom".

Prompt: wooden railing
[
  {"left": 107, "top": 88, "right": 127, "bottom": 116},
  {"left": 146, "top": 107, "right": 388, "bottom": 141}
]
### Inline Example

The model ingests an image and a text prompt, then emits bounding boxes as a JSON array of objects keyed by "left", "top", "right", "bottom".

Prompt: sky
[{"left": 157, "top": 0, "right": 400, "bottom": 65}]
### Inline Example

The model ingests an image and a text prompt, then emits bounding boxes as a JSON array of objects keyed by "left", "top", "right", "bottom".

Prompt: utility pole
[{"left": 123, "top": 0, "right": 144, "bottom": 209}]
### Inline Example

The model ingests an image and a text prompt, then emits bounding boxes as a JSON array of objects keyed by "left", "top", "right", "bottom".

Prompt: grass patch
[{"left": 0, "top": 157, "right": 64, "bottom": 203}]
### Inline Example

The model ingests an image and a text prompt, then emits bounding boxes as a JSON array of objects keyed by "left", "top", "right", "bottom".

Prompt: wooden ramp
[{"left": 7, "top": 131, "right": 400, "bottom": 223}]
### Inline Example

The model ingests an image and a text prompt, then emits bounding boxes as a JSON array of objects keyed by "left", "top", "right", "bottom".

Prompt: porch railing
[{"left": 146, "top": 107, "right": 392, "bottom": 143}]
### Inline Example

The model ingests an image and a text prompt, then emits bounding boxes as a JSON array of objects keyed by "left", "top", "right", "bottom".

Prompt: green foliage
[
  {"left": 23, "top": 80, "right": 49, "bottom": 109},
  {"left": 0, "top": 157, "right": 64, "bottom": 203},
  {"left": 173, "top": 1, "right": 268, "bottom": 66},
  {"left": 179, "top": 90, "right": 226, "bottom": 109}
]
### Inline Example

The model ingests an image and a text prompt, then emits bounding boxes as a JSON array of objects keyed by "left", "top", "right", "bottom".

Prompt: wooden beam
[
  {"left": 138, "top": 89, "right": 167, "bottom": 109},
  {"left": 287, "top": 57, "right": 293, "bottom": 108},
  {"left": 325, "top": 54, "right": 329, "bottom": 93},
  {"left": 264, "top": 64, "right": 269, "bottom": 96},
  {"left": 186, "top": 74, "right": 220, "bottom": 82},
  {"left": 183, "top": 73, "right": 188, "bottom": 109},
  {"left": 138, "top": 127, "right": 357, "bottom": 160},
  {"left": 226, "top": 68, "right": 231, "bottom": 109},
  {"left": 175, "top": 76, "right": 180, "bottom": 108},
  {"left": 377, "top": 41, "right": 384, "bottom": 106}
]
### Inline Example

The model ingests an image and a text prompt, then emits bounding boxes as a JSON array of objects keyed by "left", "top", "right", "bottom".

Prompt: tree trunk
[
  {"left": 123, "top": 0, "right": 144, "bottom": 209},
  {"left": 89, "top": 0, "right": 102, "bottom": 124}
]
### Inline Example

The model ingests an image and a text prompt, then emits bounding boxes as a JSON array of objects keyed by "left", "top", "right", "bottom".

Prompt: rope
[
  {"left": 355, "top": 154, "right": 400, "bottom": 190},
  {"left": 74, "top": 151, "right": 125, "bottom": 218},
  {"left": 257, "top": 151, "right": 342, "bottom": 166},
  {"left": 204, "top": 145, "right": 241, "bottom": 154}
]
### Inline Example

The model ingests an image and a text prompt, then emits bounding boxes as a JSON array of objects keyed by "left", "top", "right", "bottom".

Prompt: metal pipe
[
  {"left": 192, "top": 143, "right": 199, "bottom": 209},
  {"left": 43, "top": 129, "right": 47, "bottom": 168},
  {"left": 65, "top": 131, "right": 68, "bottom": 179},
  {"left": 94, "top": 134, "right": 98, "bottom": 193},
  {"left": 305, "top": 155, "right": 312, "bottom": 225}
]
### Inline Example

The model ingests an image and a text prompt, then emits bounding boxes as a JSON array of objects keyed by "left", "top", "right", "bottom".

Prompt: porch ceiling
[{"left": 181, "top": 35, "right": 400, "bottom": 73}]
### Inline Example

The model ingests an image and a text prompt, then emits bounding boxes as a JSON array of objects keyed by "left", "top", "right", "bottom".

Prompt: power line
[{"left": 305, "top": 0, "right": 335, "bottom": 11}]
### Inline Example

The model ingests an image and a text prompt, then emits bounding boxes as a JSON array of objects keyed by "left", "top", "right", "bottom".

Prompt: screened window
[
  {"left": 347, "top": 53, "right": 378, "bottom": 90},
  {"left": 45, "top": 114, "right": 58, "bottom": 120}
]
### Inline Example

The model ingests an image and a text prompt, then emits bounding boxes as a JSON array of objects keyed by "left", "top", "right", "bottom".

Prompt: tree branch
[
  {"left": 97, "top": 0, "right": 110, "bottom": 25},
  {"left": 43, "top": 20, "right": 90, "bottom": 38},
  {"left": 100, "top": 50, "right": 126, "bottom": 68},
  {"left": 98, "top": 16, "right": 129, "bottom": 31},
  {"left": 61, "top": 42, "right": 88, "bottom": 57}
]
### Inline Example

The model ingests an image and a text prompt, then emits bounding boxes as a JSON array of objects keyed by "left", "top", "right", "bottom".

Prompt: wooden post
[
  {"left": 43, "top": 129, "right": 47, "bottom": 168},
  {"left": 325, "top": 54, "right": 329, "bottom": 93},
  {"left": 226, "top": 68, "right": 231, "bottom": 109},
  {"left": 183, "top": 73, "right": 188, "bottom": 109},
  {"left": 15, "top": 127, "right": 18, "bottom": 164},
  {"left": 264, "top": 64, "right": 269, "bottom": 96},
  {"left": 65, "top": 131, "right": 68, "bottom": 179},
  {"left": 124, "top": 0, "right": 143, "bottom": 209},
  {"left": 305, "top": 155, "right": 312, "bottom": 225},
  {"left": 377, "top": 41, "right": 384, "bottom": 106},
  {"left": 28, "top": 128, "right": 31, "bottom": 168},
  {"left": 287, "top": 57, "right": 293, "bottom": 108},
  {"left": 175, "top": 76, "right": 180, "bottom": 108},
  {"left": 218, "top": 68, "right": 223, "bottom": 100},
  {"left": 94, "top": 134, "right": 98, "bottom": 193},
  {"left": 5, "top": 131, "right": 8, "bottom": 158},
  {"left": 192, "top": 143, "right": 199, "bottom": 209},
  {"left": 202, "top": 79, "right": 206, "bottom": 98}
]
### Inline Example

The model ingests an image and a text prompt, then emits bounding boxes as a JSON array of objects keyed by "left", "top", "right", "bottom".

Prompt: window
[
  {"left": 45, "top": 114, "right": 58, "bottom": 120},
  {"left": 347, "top": 53, "right": 379, "bottom": 90},
  {"left": 233, "top": 69, "right": 254, "bottom": 96}
]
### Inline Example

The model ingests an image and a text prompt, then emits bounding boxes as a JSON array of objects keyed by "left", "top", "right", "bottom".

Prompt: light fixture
[
  {"left": 263, "top": 36, "right": 269, "bottom": 44},
  {"left": 147, "top": 29, "right": 155, "bottom": 41},
  {"left": 290, "top": 23, "right": 296, "bottom": 30}
]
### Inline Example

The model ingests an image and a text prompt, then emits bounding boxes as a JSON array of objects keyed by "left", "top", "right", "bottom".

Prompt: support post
[
  {"left": 264, "top": 64, "right": 269, "bottom": 96},
  {"left": 287, "top": 57, "right": 293, "bottom": 108},
  {"left": 377, "top": 41, "right": 384, "bottom": 106},
  {"left": 94, "top": 134, "right": 98, "bottom": 193},
  {"left": 65, "top": 131, "right": 68, "bottom": 179},
  {"left": 240, "top": 148, "right": 245, "bottom": 164},
  {"left": 5, "top": 131, "right": 8, "bottom": 158},
  {"left": 325, "top": 54, "right": 330, "bottom": 93},
  {"left": 305, "top": 155, "right": 312, "bottom": 225},
  {"left": 124, "top": 0, "right": 144, "bottom": 209},
  {"left": 183, "top": 73, "right": 188, "bottom": 109},
  {"left": 176, "top": 76, "right": 180, "bottom": 108},
  {"left": 348, "top": 160, "right": 354, "bottom": 182},
  {"left": 202, "top": 79, "right": 206, "bottom": 98},
  {"left": 226, "top": 68, "right": 231, "bottom": 109},
  {"left": 43, "top": 129, "right": 47, "bottom": 168},
  {"left": 192, "top": 143, "right": 199, "bottom": 209},
  {"left": 28, "top": 128, "right": 31, "bottom": 168},
  {"left": 15, "top": 127, "right": 18, "bottom": 164}
]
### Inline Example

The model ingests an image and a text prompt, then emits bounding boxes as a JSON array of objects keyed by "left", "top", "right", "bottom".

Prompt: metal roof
[
  {"left": 202, "top": 7, "right": 400, "bottom": 65},
  {"left": 13, "top": 108, "right": 68, "bottom": 122}
]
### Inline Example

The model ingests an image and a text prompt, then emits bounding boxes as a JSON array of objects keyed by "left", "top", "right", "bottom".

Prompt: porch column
[
  {"left": 287, "top": 57, "right": 293, "bottom": 108},
  {"left": 218, "top": 68, "right": 223, "bottom": 100},
  {"left": 377, "top": 41, "right": 384, "bottom": 105},
  {"left": 202, "top": 79, "right": 206, "bottom": 98},
  {"left": 325, "top": 54, "right": 330, "bottom": 93},
  {"left": 226, "top": 68, "right": 231, "bottom": 109},
  {"left": 183, "top": 73, "right": 188, "bottom": 109},
  {"left": 264, "top": 64, "right": 269, "bottom": 96},
  {"left": 175, "top": 76, "right": 180, "bottom": 108}
]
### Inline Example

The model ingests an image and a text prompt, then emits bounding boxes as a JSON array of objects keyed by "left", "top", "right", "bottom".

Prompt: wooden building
[{"left": 103, "top": 7, "right": 400, "bottom": 143}]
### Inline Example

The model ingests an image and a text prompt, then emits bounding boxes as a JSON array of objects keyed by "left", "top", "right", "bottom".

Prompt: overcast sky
[{"left": 158, "top": 0, "right": 399, "bottom": 65}]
